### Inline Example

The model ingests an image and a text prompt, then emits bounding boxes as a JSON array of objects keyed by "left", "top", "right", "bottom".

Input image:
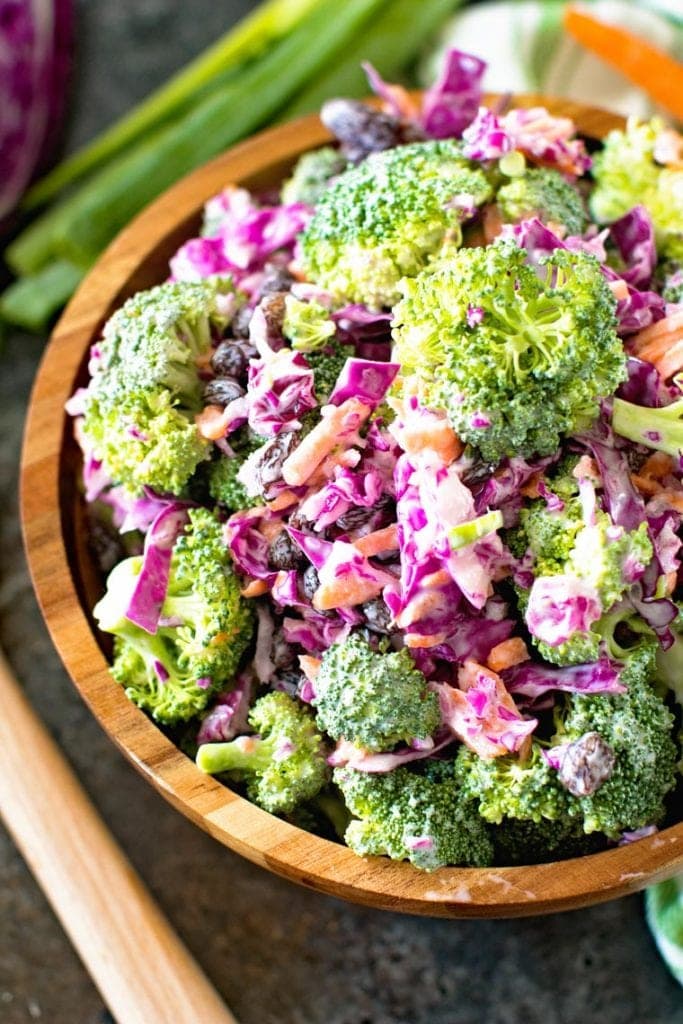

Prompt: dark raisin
[
  {"left": 336, "top": 494, "right": 394, "bottom": 533},
  {"left": 269, "top": 530, "right": 306, "bottom": 571},
  {"left": 301, "top": 564, "right": 319, "bottom": 600},
  {"left": 462, "top": 460, "right": 498, "bottom": 489},
  {"left": 231, "top": 305, "right": 253, "bottom": 339},
  {"left": 288, "top": 509, "right": 312, "bottom": 532},
  {"left": 260, "top": 291, "right": 287, "bottom": 336},
  {"left": 202, "top": 377, "right": 245, "bottom": 407},
  {"left": 321, "top": 99, "right": 402, "bottom": 162},
  {"left": 271, "top": 627, "right": 297, "bottom": 671},
  {"left": 253, "top": 431, "right": 299, "bottom": 496},
  {"left": 273, "top": 670, "right": 303, "bottom": 696},
  {"left": 258, "top": 262, "right": 295, "bottom": 297},
  {"left": 211, "top": 339, "right": 257, "bottom": 379},
  {"left": 558, "top": 732, "right": 616, "bottom": 798},
  {"left": 362, "top": 597, "right": 394, "bottom": 635}
]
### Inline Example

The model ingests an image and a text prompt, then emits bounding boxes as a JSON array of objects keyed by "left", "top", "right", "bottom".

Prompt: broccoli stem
[
  {"left": 612, "top": 396, "right": 683, "bottom": 458},
  {"left": 196, "top": 736, "right": 269, "bottom": 775}
]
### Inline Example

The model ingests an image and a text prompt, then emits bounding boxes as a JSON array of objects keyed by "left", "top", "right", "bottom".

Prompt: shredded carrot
[
  {"left": 519, "top": 472, "right": 541, "bottom": 499},
  {"left": 298, "top": 655, "right": 321, "bottom": 682},
  {"left": 564, "top": 6, "right": 683, "bottom": 121},
  {"left": 631, "top": 311, "right": 683, "bottom": 352},
  {"left": 266, "top": 489, "right": 299, "bottom": 512},
  {"left": 631, "top": 473, "right": 663, "bottom": 497},
  {"left": 353, "top": 523, "right": 399, "bottom": 558},
  {"left": 608, "top": 278, "right": 630, "bottom": 302},
  {"left": 486, "top": 638, "right": 529, "bottom": 674},
  {"left": 664, "top": 571, "right": 678, "bottom": 596},
  {"left": 240, "top": 579, "right": 269, "bottom": 598},
  {"left": 641, "top": 452, "right": 676, "bottom": 480},
  {"left": 195, "top": 404, "right": 229, "bottom": 440},
  {"left": 654, "top": 490, "right": 683, "bottom": 513},
  {"left": 640, "top": 338, "right": 683, "bottom": 383}
]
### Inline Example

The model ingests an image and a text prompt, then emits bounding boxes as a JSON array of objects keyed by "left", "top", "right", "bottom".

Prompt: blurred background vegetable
[{"left": 1, "top": 0, "right": 682, "bottom": 333}]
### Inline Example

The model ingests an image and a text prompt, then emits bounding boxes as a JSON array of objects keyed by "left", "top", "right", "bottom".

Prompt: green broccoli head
[
  {"left": 516, "top": 488, "right": 653, "bottom": 665},
  {"left": 392, "top": 240, "right": 625, "bottom": 463},
  {"left": 281, "top": 145, "right": 347, "bottom": 206},
  {"left": 496, "top": 167, "right": 587, "bottom": 236},
  {"left": 94, "top": 508, "right": 254, "bottom": 724},
  {"left": 196, "top": 692, "right": 329, "bottom": 814},
  {"left": 83, "top": 278, "right": 240, "bottom": 495},
  {"left": 208, "top": 430, "right": 267, "bottom": 512},
  {"left": 590, "top": 118, "right": 683, "bottom": 259},
  {"left": 491, "top": 816, "right": 607, "bottom": 866},
  {"left": 313, "top": 633, "right": 440, "bottom": 753},
  {"left": 299, "top": 139, "right": 493, "bottom": 309},
  {"left": 334, "top": 761, "right": 494, "bottom": 870},
  {"left": 305, "top": 338, "right": 354, "bottom": 403},
  {"left": 456, "top": 742, "right": 573, "bottom": 825},
  {"left": 554, "top": 640, "right": 678, "bottom": 837},
  {"left": 282, "top": 294, "right": 336, "bottom": 351},
  {"left": 85, "top": 389, "right": 211, "bottom": 498}
]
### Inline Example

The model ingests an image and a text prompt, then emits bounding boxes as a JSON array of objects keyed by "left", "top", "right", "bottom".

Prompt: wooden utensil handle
[{"left": 0, "top": 651, "right": 237, "bottom": 1024}]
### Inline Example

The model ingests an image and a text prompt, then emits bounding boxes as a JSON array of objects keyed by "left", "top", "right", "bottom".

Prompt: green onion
[
  {"left": 448, "top": 510, "right": 504, "bottom": 550},
  {"left": 0, "top": 261, "right": 85, "bottom": 332},
  {"left": 23, "top": 0, "right": 322, "bottom": 210}
]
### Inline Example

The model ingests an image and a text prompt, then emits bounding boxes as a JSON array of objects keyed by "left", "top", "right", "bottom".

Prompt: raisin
[
  {"left": 87, "top": 512, "right": 127, "bottom": 575},
  {"left": 271, "top": 627, "right": 297, "bottom": 671},
  {"left": 260, "top": 291, "right": 288, "bottom": 337},
  {"left": 336, "top": 494, "right": 394, "bottom": 533},
  {"left": 320, "top": 99, "right": 402, "bottom": 162},
  {"left": 211, "top": 339, "right": 257, "bottom": 379},
  {"left": 202, "top": 377, "right": 245, "bottom": 407},
  {"left": 301, "top": 564, "right": 319, "bottom": 600},
  {"left": 558, "top": 732, "right": 616, "bottom": 798},
  {"left": 258, "top": 262, "right": 295, "bottom": 297},
  {"left": 362, "top": 597, "right": 394, "bottom": 635},
  {"left": 253, "top": 431, "right": 299, "bottom": 496},
  {"left": 231, "top": 305, "right": 253, "bottom": 339},
  {"left": 269, "top": 530, "right": 306, "bottom": 571}
]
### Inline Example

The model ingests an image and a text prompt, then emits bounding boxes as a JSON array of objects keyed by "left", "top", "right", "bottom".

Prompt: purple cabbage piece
[
  {"left": 0, "top": 0, "right": 74, "bottom": 220},
  {"left": 253, "top": 603, "right": 276, "bottom": 684},
  {"left": 169, "top": 236, "right": 232, "bottom": 282},
  {"left": 328, "top": 358, "right": 399, "bottom": 409},
  {"left": 329, "top": 734, "right": 454, "bottom": 773},
  {"left": 196, "top": 672, "right": 254, "bottom": 744},
  {"left": 525, "top": 575, "right": 602, "bottom": 647},
  {"left": 246, "top": 349, "right": 317, "bottom": 436},
  {"left": 609, "top": 205, "right": 657, "bottom": 289},
  {"left": 619, "top": 824, "right": 658, "bottom": 845},
  {"left": 474, "top": 454, "right": 555, "bottom": 526},
  {"left": 287, "top": 527, "right": 332, "bottom": 570},
  {"left": 225, "top": 508, "right": 277, "bottom": 583},
  {"left": 504, "top": 657, "right": 625, "bottom": 699},
  {"left": 462, "top": 108, "right": 511, "bottom": 161},
  {"left": 282, "top": 610, "right": 351, "bottom": 655},
  {"left": 124, "top": 505, "right": 189, "bottom": 634},
  {"left": 421, "top": 49, "right": 486, "bottom": 140},
  {"left": 576, "top": 417, "right": 646, "bottom": 531},
  {"left": 617, "top": 357, "right": 665, "bottom": 408},
  {"left": 361, "top": 60, "right": 416, "bottom": 121},
  {"left": 299, "top": 464, "right": 385, "bottom": 531},
  {"left": 462, "top": 107, "right": 590, "bottom": 173}
]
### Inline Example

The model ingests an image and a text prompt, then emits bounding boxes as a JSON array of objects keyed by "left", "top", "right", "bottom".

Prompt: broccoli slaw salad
[{"left": 68, "top": 49, "right": 683, "bottom": 872}]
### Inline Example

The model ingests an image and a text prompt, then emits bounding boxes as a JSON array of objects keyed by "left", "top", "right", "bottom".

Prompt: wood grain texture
[
  {"left": 21, "top": 97, "right": 683, "bottom": 919},
  {"left": 0, "top": 651, "right": 237, "bottom": 1024}
]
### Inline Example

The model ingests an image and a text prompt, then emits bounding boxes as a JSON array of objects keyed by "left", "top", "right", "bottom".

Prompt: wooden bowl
[{"left": 21, "top": 95, "right": 683, "bottom": 918}]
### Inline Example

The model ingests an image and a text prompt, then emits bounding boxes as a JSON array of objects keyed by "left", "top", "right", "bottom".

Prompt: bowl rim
[{"left": 21, "top": 94, "right": 683, "bottom": 918}]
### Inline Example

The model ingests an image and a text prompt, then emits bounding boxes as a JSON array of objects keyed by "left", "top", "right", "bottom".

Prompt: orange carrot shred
[
  {"left": 486, "top": 638, "right": 530, "bottom": 674},
  {"left": 564, "top": 7, "right": 683, "bottom": 121}
]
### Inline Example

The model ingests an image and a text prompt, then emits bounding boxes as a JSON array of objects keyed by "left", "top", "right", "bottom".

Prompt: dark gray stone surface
[{"left": 1, "top": 2, "right": 682, "bottom": 1021}]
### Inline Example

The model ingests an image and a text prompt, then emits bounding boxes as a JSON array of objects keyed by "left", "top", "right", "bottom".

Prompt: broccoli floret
[
  {"left": 282, "top": 294, "right": 336, "bottom": 351},
  {"left": 208, "top": 431, "right": 267, "bottom": 512},
  {"left": 300, "top": 140, "right": 493, "bottom": 309},
  {"left": 305, "top": 339, "right": 354, "bottom": 403},
  {"left": 196, "top": 692, "right": 328, "bottom": 814},
  {"left": 659, "top": 260, "right": 683, "bottom": 304},
  {"left": 83, "top": 278, "right": 240, "bottom": 495},
  {"left": 392, "top": 240, "right": 625, "bottom": 463},
  {"left": 491, "top": 816, "right": 607, "bottom": 866},
  {"left": 456, "top": 742, "right": 573, "bottom": 825},
  {"left": 496, "top": 167, "right": 586, "bottom": 235},
  {"left": 281, "top": 146, "right": 347, "bottom": 205},
  {"left": 459, "top": 641, "right": 676, "bottom": 839},
  {"left": 554, "top": 641, "right": 678, "bottom": 836},
  {"left": 612, "top": 396, "right": 683, "bottom": 459},
  {"left": 590, "top": 118, "right": 683, "bottom": 260},
  {"left": 93, "top": 509, "right": 254, "bottom": 724},
  {"left": 313, "top": 634, "right": 440, "bottom": 752},
  {"left": 516, "top": 489, "right": 653, "bottom": 665},
  {"left": 334, "top": 761, "right": 494, "bottom": 870}
]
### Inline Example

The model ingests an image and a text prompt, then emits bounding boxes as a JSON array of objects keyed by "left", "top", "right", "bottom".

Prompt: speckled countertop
[{"left": 1, "top": 3, "right": 682, "bottom": 1021}]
